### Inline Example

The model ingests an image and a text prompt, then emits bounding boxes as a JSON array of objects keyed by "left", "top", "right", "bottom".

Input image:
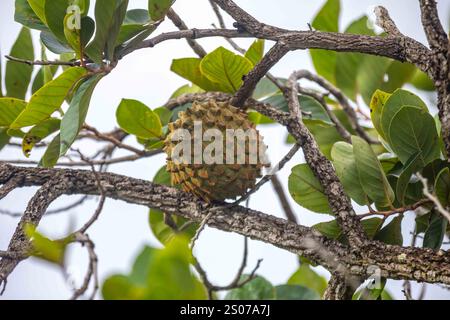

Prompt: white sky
[{"left": 1, "top": 0, "right": 449, "bottom": 300}]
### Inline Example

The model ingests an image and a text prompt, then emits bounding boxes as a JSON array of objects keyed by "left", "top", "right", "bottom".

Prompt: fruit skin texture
[{"left": 164, "top": 100, "right": 267, "bottom": 202}]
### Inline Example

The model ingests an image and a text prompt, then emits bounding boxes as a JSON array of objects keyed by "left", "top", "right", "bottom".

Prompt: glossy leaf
[
  {"left": 41, "top": 30, "right": 74, "bottom": 54},
  {"left": 11, "top": 67, "right": 87, "bottom": 129},
  {"left": 352, "top": 136, "right": 395, "bottom": 208},
  {"left": 388, "top": 106, "right": 440, "bottom": 166},
  {"left": 116, "top": 9, "right": 150, "bottom": 45},
  {"left": 310, "top": 0, "right": 339, "bottom": 83},
  {"left": 44, "top": 0, "right": 69, "bottom": 42},
  {"left": 6, "top": 27, "right": 34, "bottom": 99},
  {"left": 288, "top": 164, "right": 332, "bottom": 214},
  {"left": 380, "top": 89, "right": 428, "bottom": 143},
  {"left": 148, "top": 0, "right": 174, "bottom": 21},
  {"left": 171, "top": 58, "right": 220, "bottom": 92},
  {"left": 331, "top": 141, "right": 368, "bottom": 205},
  {"left": 86, "top": 0, "right": 129, "bottom": 63},
  {"left": 0, "top": 98, "right": 27, "bottom": 127},
  {"left": 22, "top": 118, "right": 60, "bottom": 157},
  {"left": 374, "top": 216, "right": 403, "bottom": 246},
  {"left": 200, "top": 47, "right": 253, "bottom": 93},
  {"left": 245, "top": 39, "right": 265, "bottom": 66},
  {"left": 27, "top": 0, "right": 47, "bottom": 25},
  {"left": 15, "top": 0, "right": 48, "bottom": 30},
  {"left": 225, "top": 276, "right": 274, "bottom": 300},
  {"left": 60, "top": 74, "right": 102, "bottom": 155},
  {"left": 116, "top": 99, "right": 162, "bottom": 139}
]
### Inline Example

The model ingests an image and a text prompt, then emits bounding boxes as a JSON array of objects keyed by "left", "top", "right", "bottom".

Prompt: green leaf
[
  {"left": 225, "top": 276, "right": 275, "bottom": 300},
  {"left": 331, "top": 141, "right": 368, "bottom": 205},
  {"left": 171, "top": 58, "right": 220, "bottom": 92},
  {"left": 116, "top": 99, "right": 163, "bottom": 139},
  {"left": 116, "top": 9, "right": 151, "bottom": 46},
  {"left": 60, "top": 74, "right": 102, "bottom": 155},
  {"left": 39, "top": 134, "right": 61, "bottom": 167},
  {"left": 275, "top": 285, "right": 320, "bottom": 300},
  {"left": 396, "top": 153, "right": 422, "bottom": 206},
  {"left": 253, "top": 77, "right": 280, "bottom": 99},
  {"left": 380, "top": 89, "right": 428, "bottom": 143},
  {"left": 370, "top": 89, "right": 391, "bottom": 140},
  {"left": 288, "top": 164, "right": 332, "bottom": 214},
  {"left": 86, "top": 0, "right": 129, "bottom": 63},
  {"left": 64, "top": 16, "right": 96, "bottom": 58},
  {"left": 388, "top": 106, "right": 440, "bottom": 166},
  {"left": 148, "top": 0, "right": 174, "bottom": 21},
  {"left": 103, "top": 237, "right": 206, "bottom": 300},
  {"left": 374, "top": 216, "right": 403, "bottom": 245},
  {"left": 145, "top": 236, "right": 206, "bottom": 299},
  {"left": 22, "top": 118, "right": 60, "bottom": 157},
  {"left": 287, "top": 264, "right": 327, "bottom": 296},
  {"left": 11, "top": 67, "right": 87, "bottom": 129},
  {"left": 245, "top": 39, "right": 265, "bottom": 66},
  {"left": 6, "top": 27, "right": 34, "bottom": 99},
  {"left": 313, "top": 217, "right": 383, "bottom": 241},
  {"left": 382, "top": 61, "right": 416, "bottom": 92},
  {"left": 352, "top": 135, "right": 395, "bottom": 208},
  {"left": 200, "top": 47, "right": 253, "bottom": 93},
  {"left": 410, "top": 69, "right": 435, "bottom": 91},
  {"left": 356, "top": 55, "right": 391, "bottom": 106},
  {"left": 24, "top": 223, "right": 68, "bottom": 265},
  {"left": 423, "top": 211, "right": 447, "bottom": 250},
  {"left": 15, "top": 0, "right": 48, "bottom": 30},
  {"left": 170, "top": 83, "right": 204, "bottom": 99},
  {"left": 41, "top": 30, "right": 74, "bottom": 54},
  {"left": 335, "top": 15, "right": 375, "bottom": 100},
  {"left": 27, "top": 0, "right": 47, "bottom": 25},
  {"left": 0, "top": 129, "right": 11, "bottom": 151},
  {"left": 44, "top": 0, "right": 69, "bottom": 42},
  {"left": 263, "top": 93, "right": 333, "bottom": 125},
  {"left": 0, "top": 98, "right": 27, "bottom": 127},
  {"left": 310, "top": 0, "right": 340, "bottom": 83},
  {"left": 149, "top": 167, "right": 198, "bottom": 245},
  {"left": 435, "top": 167, "right": 450, "bottom": 207}
]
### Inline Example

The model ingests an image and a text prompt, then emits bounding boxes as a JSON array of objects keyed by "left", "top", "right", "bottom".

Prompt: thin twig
[
  {"left": 167, "top": 9, "right": 207, "bottom": 57},
  {"left": 5, "top": 55, "right": 79, "bottom": 66},
  {"left": 417, "top": 173, "right": 450, "bottom": 224},
  {"left": 232, "top": 143, "right": 301, "bottom": 206}
]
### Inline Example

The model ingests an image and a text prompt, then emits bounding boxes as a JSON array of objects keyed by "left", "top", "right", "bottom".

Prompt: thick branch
[{"left": 1, "top": 163, "right": 449, "bottom": 285}]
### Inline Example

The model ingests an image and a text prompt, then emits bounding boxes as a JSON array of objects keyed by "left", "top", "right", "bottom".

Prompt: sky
[{"left": 1, "top": 0, "right": 449, "bottom": 300}]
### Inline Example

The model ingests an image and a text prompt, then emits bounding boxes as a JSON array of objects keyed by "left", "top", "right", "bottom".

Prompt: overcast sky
[{"left": 1, "top": 0, "right": 449, "bottom": 300}]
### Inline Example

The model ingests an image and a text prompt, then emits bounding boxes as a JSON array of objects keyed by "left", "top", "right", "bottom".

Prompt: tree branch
[{"left": 1, "top": 163, "right": 449, "bottom": 286}]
